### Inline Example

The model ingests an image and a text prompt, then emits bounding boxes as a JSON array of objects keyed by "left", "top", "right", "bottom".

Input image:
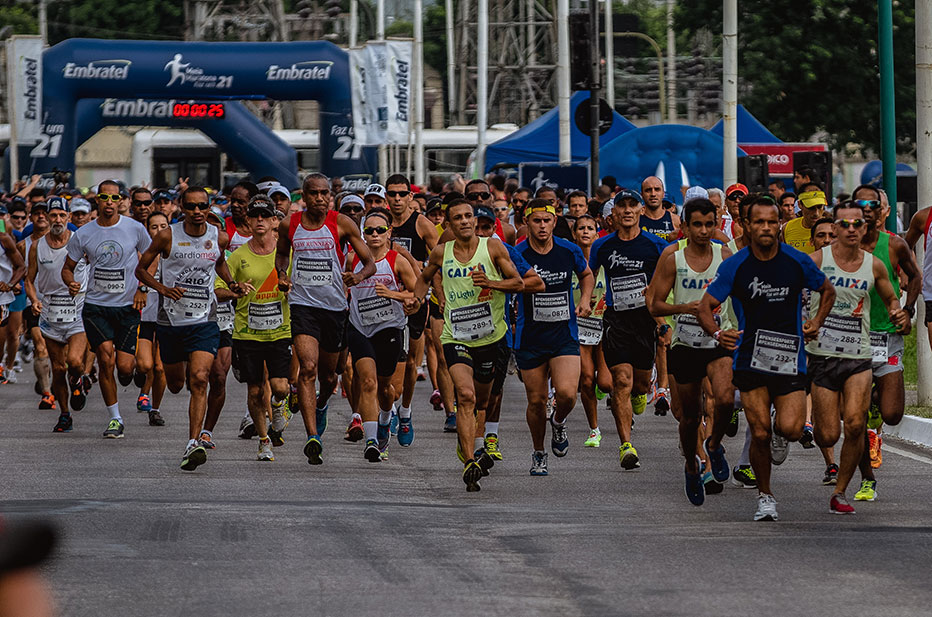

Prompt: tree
[
  {"left": 0, "top": 6, "right": 38, "bottom": 36},
  {"left": 46, "top": 0, "right": 184, "bottom": 44}
]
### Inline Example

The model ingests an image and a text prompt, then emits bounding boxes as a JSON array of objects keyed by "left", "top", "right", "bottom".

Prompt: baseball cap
[
  {"left": 70, "top": 197, "right": 91, "bottom": 213},
  {"left": 474, "top": 205, "right": 496, "bottom": 221},
  {"left": 364, "top": 184, "right": 386, "bottom": 199},
  {"left": 602, "top": 201, "right": 614, "bottom": 219},
  {"left": 46, "top": 196, "right": 69, "bottom": 212},
  {"left": 798, "top": 190, "right": 828, "bottom": 209},
  {"left": 256, "top": 180, "right": 278, "bottom": 193},
  {"left": 207, "top": 206, "right": 225, "bottom": 224},
  {"left": 246, "top": 196, "right": 277, "bottom": 218},
  {"left": 684, "top": 186, "right": 709, "bottom": 201},
  {"left": 154, "top": 190, "right": 173, "bottom": 202},
  {"left": 425, "top": 198, "right": 443, "bottom": 214},
  {"left": 339, "top": 194, "right": 365, "bottom": 211},
  {"left": 266, "top": 184, "right": 290, "bottom": 200},
  {"left": 613, "top": 188, "right": 644, "bottom": 205},
  {"left": 725, "top": 183, "right": 749, "bottom": 200},
  {"left": 0, "top": 519, "right": 56, "bottom": 574},
  {"left": 31, "top": 201, "right": 49, "bottom": 212}
]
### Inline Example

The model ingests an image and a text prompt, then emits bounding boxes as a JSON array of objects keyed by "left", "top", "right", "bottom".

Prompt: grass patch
[
  {"left": 904, "top": 328, "right": 918, "bottom": 387},
  {"left": 906, "top": 405, "right": 932, "bottom": 419}
]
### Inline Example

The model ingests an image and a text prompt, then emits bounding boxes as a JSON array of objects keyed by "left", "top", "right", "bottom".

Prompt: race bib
[
  {"left": 817, "top": 314, "right": 863, "bottom": 356},
  {"left": 610, "top": 274, "right": 647, "bottom": 311},
  {"left": 93, "top": 267, "right": 125, "bottom": 294},
  {"left": 248, "top": 301, "right": 284, "bottom": 330},
  {"left": 750, "top": 329, "right": 800, "bottom": 375},
  {"left": 532, "top": 291, "right": 571, "bottom": 322},
  {"left": 676, "top": 314, "right": 716, "bottom": 349},
  {"left": 450, "top": 302, "right": 495, "bottom": 342},
  {"left": 392, "top": 236, "right": 413, "bottom": 253},
  {"left": 169, "top": 285, "right": 211, "bottom": 320},
  {"left": 46, "top": 294, "right": 78, "bottom": 323},
  {"left": 870, "top": 331, "right": 889, "bottom": 364},
  {"left": 577, "top": 316, "right": 603, "bottom": 345},
  {"left": 216, "top": 302, "right": 234, "bottom": 331},
  {"left": 358, "top": 295, "right": 396, "bottom": 327},
  {"left": 293, "top": 258, "right": 333, "bottom": 287}
]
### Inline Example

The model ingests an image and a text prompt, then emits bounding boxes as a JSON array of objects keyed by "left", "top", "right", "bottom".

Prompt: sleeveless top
[
  {"left": 391, "top": 211, "right": 429, "bottom": 262},
  {"left": 158, "top": 222, "right": 221, "bottom": 326},
  {"left": 141, "top": 261, "right": 161, "bottom": 323},
  {"left": 868, "top": 231, "right": 900, "bottom": 333},
  {"left": 440, "top": 237, "right": 506, "bottom": 347},
  {"left": 36, "top": 234, "right": 87, "bottom": 324},
  {"left": 348, "top": 250, "right": 407, "bottom": 337},
  {"left": 573, "top": 267, "right": 606, "bottom": 346},
  {"left": 0, "top": 243, "right": 14, "bottom": 305},
  {"left": 807, "top": 246, "right": 873, "bottom": 359},
  {"left": 288, "top": 211, "right": 347, "bottom": 311},
  {"left": 921, "top": 209, "right": 932, "bottom": 301},
  {"left": 226, "top": 218, "right": 251, "bottom": 253},
  {"left": 672, "top": 243, "right": 725, "bottom": 349}
]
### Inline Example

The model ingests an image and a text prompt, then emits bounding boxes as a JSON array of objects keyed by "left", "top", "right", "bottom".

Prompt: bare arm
[
  {"left": 341, "top": 214, "right": 376, "bottom": 286},
  {"left": 135, "top": 228, "right": 184, "bottom": 301},
  {"left": 414, "top": 245, "right": 444, "bottom": 300},
  {"left": 0, "top": 234, "right": 26, "bottom": 292},
  {"left": 891, "top": 234, "right": 922, "bottom": 314},
  {"left": 803, "top": 278, "right": 836, "bottom": 341},
  {"left": 24, "top": 242, "right": 40, "bottom": 313},
  {"left": 416, "top": 215, "right": 439, "bottom": 252},
  {"left": 905, "top": 206, "right": 931, "bottom": 249},
  {"left": 475, "top": 237, "right": 523, "bottom": 293},
  {"left": 275, "top": 216, "right": 293, "bottom": 293},
  {"left": 873, "top": 256, "right": 909, "bottom": 332},
  {"left": 647, "top": 248, "right": 683, "bottom": 318},
  {"left": 575, "top": 267, "right": 594, "bottom": 317},
  {"left": 698, "top": 292, "right": 741, "bottom": 350},
  {"left": 376, "top": 256, "right": 417, "bottom": 302}
]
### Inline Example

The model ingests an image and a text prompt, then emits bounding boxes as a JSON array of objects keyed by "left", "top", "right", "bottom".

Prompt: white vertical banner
[
  {"left": 5, "top": 35, "right": 43, "bottom": 145},
  {"left": 349, "top": 40, "right": 412, "bottom": 147},
  {"left": 384, "top": 39, "right": 412, "bottom": 145},
  {"left": 348, "top": 46, "right": 373, "bottom": 145}
]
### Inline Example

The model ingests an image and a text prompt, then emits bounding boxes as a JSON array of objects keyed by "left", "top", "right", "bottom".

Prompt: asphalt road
[{"left": 2, "top": 362, "right": 932, "bottom": 617}]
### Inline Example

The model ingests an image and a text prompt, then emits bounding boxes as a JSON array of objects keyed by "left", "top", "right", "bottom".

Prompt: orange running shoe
[
  {"left": 39, "top": 393, "right": 56, "bottom": 410},
  {"left": 868, "top": 429, "right": 883, "bottom": 468}
]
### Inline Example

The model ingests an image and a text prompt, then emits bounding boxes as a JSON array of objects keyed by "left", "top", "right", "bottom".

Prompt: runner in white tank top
[{"left": 275, "top": 173, "right": 376, "bottom": 466}]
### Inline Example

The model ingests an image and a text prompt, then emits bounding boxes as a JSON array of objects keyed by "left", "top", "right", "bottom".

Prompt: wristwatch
[
  {"left": 138, "top": 285, "right": 150, "bottom": 293},
  {"left": 657, "top": 324, "right": 671, "bottom": 336},
  {"left": 904, "top": 305, "right": 916, "bottom": 318}
]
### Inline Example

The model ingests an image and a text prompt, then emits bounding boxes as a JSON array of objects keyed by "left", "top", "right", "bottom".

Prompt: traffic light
[
  {"left": 296, "top": 0, "right": 313, "bottom": 18},
  {"left": 324, "top": 0, "right": 341, "bottom": 18}
]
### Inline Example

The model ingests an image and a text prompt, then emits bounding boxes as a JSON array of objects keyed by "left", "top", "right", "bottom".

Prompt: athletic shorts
[
  {"left": 82, "top": 303, "right": 141, "bottom": 354},
  {"left": 218, "top": 329, "right": 233, "bottom": 350},
  {"left": 808, "top": 355, "right": 872, "bottom": 392},
  {"left": 871, "top": 332, "right": 904, "bottom": 378},
  {"left": 925, "top": 300, "right": 932, "bottom": 324},
  {"left": 156, "top": 322, "right": 220, "bottom": 365},
  {"left": 491, "top": 339, "right": 512, "bottom": 396},
  {"left": 232, "top": 338, "right": 292, "bottom": 385},
  {"left": 407, "top": 301, "right": 429, "bottom": 340},
  {"left": 348, "top": 325, "right": 404, "bottom": 377},
  {"left": 668, "top": 345, "right": 731, "bottom": 384},
  {"left": 601, "top": 308, "right": 657, "bottom": 371},
  {"left": 9, "top": 292, "right": 27, "bottom": 313},
  {"left": 138, "top": 321, "right": 156, "bottom": 342},
  {"left": 290, "top": 305, "right": 347, "bottom": 354},
  {"left": 732, "top": 369, "right": 806, "bottom": 398},
  {"left": 24, "top": 306, "right": 39, "bottom": 330},
  {"left": 429, "top": 300, "right": 443, "bottom": 322},
  {"left": 514, "top": 338, "right": 580, "bottom": 371},
  {"left": 38, "top": 316, "right": 85, "bottom": 344},
  {"left": 443, "top": 339, "right": 502, "bottom": 384}
]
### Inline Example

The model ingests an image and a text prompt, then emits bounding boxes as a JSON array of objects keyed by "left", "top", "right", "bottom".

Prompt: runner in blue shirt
[{"left": 698, "top": 195, "right": 836, "bottom": 522}]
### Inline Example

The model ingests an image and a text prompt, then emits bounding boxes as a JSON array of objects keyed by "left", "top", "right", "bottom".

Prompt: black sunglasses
[
  {"left": 341, "top": 205, "right": 364, "bottom": 214},
  {"left": 182, "top": 201, "right": 210, "bottom": 211},
  {"left": 467, "top": 191, "right": 491, "bottom": 201},
  {"left": 363, "top": 225, "right": 390, "bottom": 235},
  {"left": 132, "top": 199, "right": 153, "bottom": 207},
  {"left": 836, "top": 218, "right": 865, "bottom": 229},
  {"left": 727, "top": 191, "right": 745, "bottom": 202},
  {"left": 386, "top": 190, "right": 410, "bottom": 198}
]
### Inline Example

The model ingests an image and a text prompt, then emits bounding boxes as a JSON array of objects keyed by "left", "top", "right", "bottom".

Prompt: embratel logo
[
  {"left": 164, "top": 54, "right": 233, "bottom": 89},
  {"left": 62, "top": 59, "right": 131, "bottom": 80},
  {"left": 266, "top": 61, "right": 333, "bottom": 81},
  {"left": 101, "top": 99, "right": 175, "bottom": 118}
]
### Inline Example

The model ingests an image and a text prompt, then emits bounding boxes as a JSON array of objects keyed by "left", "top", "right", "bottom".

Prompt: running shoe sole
[
  {"left": 70, "top": 387, "right": 86, "bottom": 412},
  {"left": 463, "top": 463, "right": 482, "bottom": 492},
  {"left": 476, "top": 450, "right": 495, "bottom": 476},
  {"left": 345, "top": 425, "right": 364, "bottom": 442},
  {"left": 620, "top": 448, "right": 640, "bottom": 470},
  {"left": 303, "top": 438, "right": 323, "bottom": 465},
  {"left": 180, "top": 447, "right": 207, "bottom": 471},
  {"left": 268, "top": 428, "right": 284, "bottom": 447},
  {"left": 364, "top": 443, "right": 381, "bottom": 463}
]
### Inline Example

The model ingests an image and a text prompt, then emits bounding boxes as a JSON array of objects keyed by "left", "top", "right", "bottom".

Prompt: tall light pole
[
  {"left": 476, "top": 0, "right": 489, "bottom": 177},
  {"left": 604, "top": 0, "right": 614, "bottom": 108},
  {"left": 722, "top": 0, "right": 737, "bottom": 188},
  {"left": 879, "top": 0, "right": 898, "bottom": 225},
  {"left": 588, "top": 0, "right": 600, "bottom": 190},
  {"left": 413, "top": 0, "right": 425, "bottom": 186},
  {"left": 666, "top": 0, "right": 675, "bottom": 122},
  {"left": 556, "top": 0, "right": 570, "bottom": 164}
]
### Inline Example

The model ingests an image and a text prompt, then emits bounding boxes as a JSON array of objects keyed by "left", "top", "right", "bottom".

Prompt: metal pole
[
  {"left": 589, "top": 0, "right": 600, "bottom": 189},
  {"left": 722, "top": 0, "right": 738, "bottom": 188},
  {"left": 377, "top": 0, "right": 387, "bottom": 183},
  {"left": 916, "top": 0, "right": 932, "bottom": 404},
  {"left": 666, "top": 0, "right": 675, "bottom": 122},
  {"left": 556, "top": 0, "right": 571, "bottom": 165},
  {"left": 445, "top": 0, "right": 456, "bottom": 122},
  {"left": 5, "top": 40, "right": 19, "bottom": 187},
  {"left": 414, "top": 0, "right": 425, "bottom": 186},
  {"left": 39, "top": 0, "right": 48, "bottom": 47},
  {"left": 879, "top": 0, "right": 898, "bottom": 228},
  {"left": 476, "top": 0, "right": 488, "bottom": 177},
  {"left": 349, "top": 0, "right": 358, "bottom": 47},
  {"left": 604, "top": 0, "right": 614, "bottom": 108}
]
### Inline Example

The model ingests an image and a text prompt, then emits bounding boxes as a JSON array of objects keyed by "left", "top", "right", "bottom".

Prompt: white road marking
[{"left": 885, "top": 443, "right": 932, "bottom": 465}]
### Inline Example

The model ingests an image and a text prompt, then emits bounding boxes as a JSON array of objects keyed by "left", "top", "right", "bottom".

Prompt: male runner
[
  {"left": 639, "top": 176, "right": 680, "bottom": 241},
  {"left": 782, "top": 187, "right": 826, "bottom": 253}
]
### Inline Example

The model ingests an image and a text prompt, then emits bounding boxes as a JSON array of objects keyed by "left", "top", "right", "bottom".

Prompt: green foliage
[
  {"left": 385, "top": 19, "right": 413, "bottom": 38},
  {"left": 0, "top": 6, "right": 38, "bottom": 36},
  {"left": 46, "top": 0, "right": 185, "bottom": 43}
]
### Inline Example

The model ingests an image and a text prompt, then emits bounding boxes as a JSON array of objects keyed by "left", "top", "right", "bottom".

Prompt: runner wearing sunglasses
[
  {"left": 782, "top": 186, "right": 826, "bottom": 254},
  {"left": 129, "top": 188, "right": 154, "bottom": 225}
]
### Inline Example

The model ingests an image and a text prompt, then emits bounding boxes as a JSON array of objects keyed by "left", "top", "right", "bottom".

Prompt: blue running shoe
[
  {"left": 303, "top": 435, "right": 323, "bottom": 465},
  {"left": 397, "top": 416, "right": 414, "bottom": 447},
  {"left": 703, "top": 437, "right": 729, "bottom": 483},
  {"left": 549, "top": 413, "right": 569, "bottom": 457},
  {"left": 685, "top": 460, "right": 705, "bottom": 506},
  {"left": 377, "top": 422, "right": 391, "bottom": 450},
  {"left": 390, "top": 410, "right": 399, "bottom": 436},
  {"left": 443, "top": 413, "right": 457, "bottom": 433},
  {"left": 315, "top": 404, "right": 328, "bottom": 436}
]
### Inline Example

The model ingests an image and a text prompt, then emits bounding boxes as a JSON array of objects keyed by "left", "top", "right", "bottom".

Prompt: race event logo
[
  {"left": 94, "top": 241, "right": 124, "bottom": 267},
  {"left": 748, "top": 276, "right": 789, "bottom": 300},
  {"left": 62, "top": 59, "right": 131, "bottom": 80},
  {"left": 164, "top": 54, "right": 233, "bottom": 89},
  {"left": 266, "top": 60, "right": 333, "bottom": 81}
]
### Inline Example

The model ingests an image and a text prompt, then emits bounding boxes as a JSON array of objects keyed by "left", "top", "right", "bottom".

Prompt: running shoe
[
  {"left": 83, "top": 374, "right": 93, "bottom": 393},
  {"left": 443, "top": 413, "right": 457, "bottom": 433},
  {"left": 703, "top": 471, "right": 724, "bottom": 495},
  {"left": 389, "top": 409, "right": 399, "bottom": 436},
  {"left": 430, "top": 389, "right": 443, "bottom": 411},
  {"left": 3, "top": 368, "right": 17, "bottom": 384},
  {"left": 133, "top": 369, "right": 147, "bottom": 388},
  {"left": 685, "top": 459, "right": 705, "bottom": 506},
  {"left": 703, "top": 438, "right": 729, "bottom": 483},
  {"left": 829, "top": 493, "right": 856, "bottom": 515},
  {"left": 822, "top": 463, "right": 838, "bottom": 486},
  {"left": 148, "top": 410, "right": 165, "bottom": 427},
  {"left": 800, "top": 422, "right": 815, "bottom": 449},
  {"left": 344, "top": 416, "right": 364, "bottom": 442},
  {"left": 257, "top": 438, "right": 274, "bottom": 461},
  {"left": 456, "top": 439, "right": 466, "bottom": 464},
  {"left": 364, "top": 439, "right": 381, "bottom": 463},
  {"left": 484, "top": 433, "right": 503, "bottom": 460},
  {"left": 377, "top": 422, "right": 391, "bottom": 451},
  {"left": 770, "top": 432, "right": 789, "bottom": 465},
  {"left": 619, "top": 442, "right": 640, "bottom": 470},
  {"left": 289, "top": 385, "right": 300, "bottom": 415},
  {"left": 238, "top": 416, "right": 256, "bottom": 439},
  {"left": 732, "top": 465, "right": 757, "bottom": 489},
  {"left": 38, "top": 393, "right": 55, "bottom": 410},
  {"left": 416, "top": 367, "right": 426, "bottom": 381},
  {"left": 475, "top": 448, "right": 495, "bottom": 476},
  {"left": 654, "top": 388, "right": 670, "bottom": 416},
  {"left": 398, "top": 416, "right": 414, "bottom": 447},
  {"left": 463, "top": 460, "right": 482, "bottom": 492},
  {"left": 271, "top": 397, "right": 289, "bottom": 433},
  {"left": 546, "top": 392, "right": 555, "bottom": 420},
  {"left": 53, "top": 413, "right": 73, "bottom": 433},
  {"left": 103, "top": 419, "right": 124, "bottom": 439},
  {"left": 137, "top": 393, "right": 152, "bottom": 413},
  {"left": 594, "top": 385, "right": 607, "bottom": 401},
  {"left": 180, "top": 443, "right": 207, "bottom": 471},
  {"left": 268, "top": 427, "right": 284, "bottom": 447},
  {"left": 854, "top": 479, "right": 877, "bottom": 502},
  {"left": 303, "top": 436, "right": 323, "bottom": 465},
  {"left": 868, "top": 429, "right": 882, "bottom": 468},
  {"left": 725, "top": 408, "right": 740, "bottom": 437},
  {"left": 198, "top": 431, "right": 216, "bottom": 450},
  {"left": 530, "top": 451, "right": 549, "bottom": 476},
  {"left": 754, "top": 493, "right": 779, "bottom": 521},
  {"left": 549, "top": 413, "right": 569, "bottom": 457},
  {"left": 584, "top": 428, "right": 602, "bottom": 447},
  {"left": 316, "top": 403, "right": 329, "bottom": 436},
  {"left": 69, "top": 376, "right": 87, "bottom": 411},
  {"left": 867, "top": 397, "right": 883, "bottom": 430},
  {"left": 648, "top": 365, "right": 658, "bottom": 402},
  {"left": 12, "top": 357, "right": 22, "bottom": 373},
  {"left": 630, "top": 393, "right": 647, "bottom": 416}
]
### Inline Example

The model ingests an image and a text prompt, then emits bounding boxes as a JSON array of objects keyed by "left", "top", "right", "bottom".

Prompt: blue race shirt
[
  {"left": 21, "top": 222, "right": 78, "bottom": 237},
  {"left": 589, "top": 230, "right": 667, "bottom": 313},
  {"left": 504, "top": 243, "right": 534, "bottom": 349},
  {"left": 514, "top": 237, "right": 588, "bottom": 350},
  {"left": 707, "top": 244, "right": 826, "bottom": 375}
]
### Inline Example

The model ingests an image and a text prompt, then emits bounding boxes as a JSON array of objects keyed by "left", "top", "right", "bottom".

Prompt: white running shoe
[
  {"left": 3, "top": 368, "right": 17, "bottom": 383},
  {"left": 271, "top": 398, "right": 288, "bottom": 432},
  {"left": 257, "top": 438, "right": 275, "bottom": 461},
  {"left": 754, "top": 493, "right": 779, "bottom": 521}
]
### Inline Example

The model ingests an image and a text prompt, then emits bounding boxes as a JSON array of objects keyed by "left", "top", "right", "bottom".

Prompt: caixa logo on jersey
[
  {"left": 62, "top": 59, "right": 131, "bottom": 80},
  {"left": 266, "top": 61, "right": 333, "bottom": 81}
]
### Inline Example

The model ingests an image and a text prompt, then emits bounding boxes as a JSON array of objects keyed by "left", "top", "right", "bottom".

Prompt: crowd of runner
[{"left": 1, "top": 166, "right": 930, "bottom": 521}]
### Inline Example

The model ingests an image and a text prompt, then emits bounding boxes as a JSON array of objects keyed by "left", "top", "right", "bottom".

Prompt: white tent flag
[
  {"left": 5, "top": 36, "right": 43, "bottom": 145},
  {"left": 349, "top": 40, "right": 413, "bottom": 146},
  {"left": 348, "top": 47, "right": 374, "bottom": 146}
]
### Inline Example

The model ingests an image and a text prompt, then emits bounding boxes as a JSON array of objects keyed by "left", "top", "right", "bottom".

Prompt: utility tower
[
  {"left": 184, "top": 0, "right": 289, "bottom": 42},
  {"left": 454, "top": 0, "right": 557, "bottom": 126}
]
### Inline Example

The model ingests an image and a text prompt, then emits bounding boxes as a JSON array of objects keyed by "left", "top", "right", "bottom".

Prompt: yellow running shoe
[
  {"left": 484, "top": 433, "right": 503, "bottom": 461},
  {"left": 584, "top": 428, "right": 602, "bottom": 447},
  {"left": 619, "top": 442, "right": 640, "bottom": 469},
  {"left": 456, "top": 439, "right": 466, "bottom": 464},
  {"left": 631, "top": 393, "right": 647, "bottom": 416},
  {"left": 854, "top": 479, "right": 877, "bottom": 502}
]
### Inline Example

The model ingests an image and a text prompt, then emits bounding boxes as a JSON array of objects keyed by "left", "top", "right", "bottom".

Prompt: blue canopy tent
[
  {"left": 709, "top": 104, "right": 783, "bottom": 144},
  {"left": 597, "top": 125, "right": 746, "bottom": 206},
  {"left": 484, "top": 92, "right": 636, "bottom": 172}
]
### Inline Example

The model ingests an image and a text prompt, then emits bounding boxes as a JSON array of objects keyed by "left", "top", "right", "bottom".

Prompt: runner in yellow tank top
[{"left": 782, "top": 189, "right": 827, "bottom": 254}]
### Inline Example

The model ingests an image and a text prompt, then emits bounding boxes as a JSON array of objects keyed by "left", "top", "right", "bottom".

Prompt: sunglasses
[
  {"left": 494, "top": 207, "right": 509, "bottom": 213},
  {"left": 363, "top": 225, "right": 390, "bottom": 235},
  {"left": 341, "top": 205, "right": 364, "bottom": 214},
  {"left": 386, "top": 190, "right": 409, "bottom": 198},
  {"left": 513, "top": 199, "right": 528, "bottom": 206},
  {"left": 727, "top": 191, "right": 745, "bottom": 202},
  {"left": 10, "top": 214, "right": 26, "bottom": 221},
  {"left": 182, "top": 201, "right": 211, "bottom": 211},
  {"left": 132, "top": 199, "right": 153, "bottom": 207},
  {"left": 836, "top": 218, "right": 865, "bottom": 229},
  {"left": 467, "top": 191, "right": 491, "bottom": 201},
  {"left": 97, "top": 194, "right": 121, "bottom": 202},
  {"left": 305, "top": 189, "right": 329, "bottom": 197},
  {"left": 213, "top": 198, "right": 229, "bottom": 205},
  {"left": 853, "top": 199, "right": 881, "bottom": 209}
]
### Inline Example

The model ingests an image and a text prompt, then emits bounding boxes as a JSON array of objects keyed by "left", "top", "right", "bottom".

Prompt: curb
[{"left": 885, "top": 415, "right": 932, "bottom": 449}]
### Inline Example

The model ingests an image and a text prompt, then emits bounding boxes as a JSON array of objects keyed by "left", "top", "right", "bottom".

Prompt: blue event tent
[
  {"left": 484, "top": 92, "right": 636, "bottom": 172},
  {"left": 709, "top": 104, "right": 782, "bottom": 144}
]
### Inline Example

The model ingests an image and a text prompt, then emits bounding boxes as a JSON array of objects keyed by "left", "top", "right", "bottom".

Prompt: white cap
[
  {"left": 266, "top": 183, "right": 290, "bottom": 200},
  {"left": 684, "top": 186, "right": 709, "bottom": 201},
  {"left": 257, "top": 180, "right": 278, "bottom": 193},
  {"left": 70, "top": 198, "right": 91, "bottom": 213},
  {"left": 364, "top": 183, "right": 386, "bottom": 199},
  {"left": 602, "top": 201, "right": 614, "bottom": 219},
  {"left": 339, "top": 194, "right": 364, "bottom": 210}
]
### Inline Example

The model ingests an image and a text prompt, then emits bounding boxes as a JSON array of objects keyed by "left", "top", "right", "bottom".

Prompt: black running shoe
[
  {"left": 463, "top": 460, "right": 482, "bottom": 492},
  {"left": 70, "top": 375, "right": 87, "bottom": 411},
  {"left": 475, "top": 448, "right": 495, "bottom": 477},
  {"left": 53, "top": 414, "right": 73, "bottom": 433},
  {"left": 148, "top": 410, "right": 165, "bottom": 426},
  {"left": 725, "top": 408, "right": 740, "bottom": 437}
]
